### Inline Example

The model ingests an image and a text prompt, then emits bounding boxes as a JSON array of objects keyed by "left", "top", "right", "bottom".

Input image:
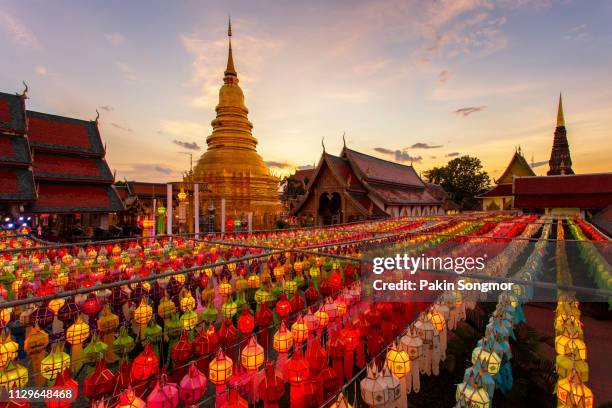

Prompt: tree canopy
[{"left": 423, "top": 155, "right": 490, "bottom": 210}]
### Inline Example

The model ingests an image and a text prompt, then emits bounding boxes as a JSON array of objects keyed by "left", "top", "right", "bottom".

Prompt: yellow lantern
[
  {"left": 48, "top": 298, "right": 65, "bottom": 314},
  {"left": 385, "top": 344, "right": 410, "bottom": 379},
  {"left": 0, "top": 361, "right": 28, "bottom": 389},
  {"left": 0, "top": 307, "right": 11, "bottom": 325},
  {"left": 427, "top": 310, "right": 446, "bottom": 332},
  {"left": 557, "top": 370, "right": 593, "bottom": 408},
  {"left": 309, "top": 266, "right": 320, "bottom": 279},
  {"left": 133, "top": 299, "right": 153, "bottom": 326},
  {"left": 273, "top": 321, "right": 293, "bottom": 353},
  {"left": 291, "top": 315, "right": 309, "bottom": 344},
  {"left": 209, "top": 350, "right": 233, "bottom": 385},
  {"left": 555, "top": 333, "right": 587, "bottom": 361},
  {"left": 241, "top": 336, "right": 264, "bottom": 371},
  {"left": 284, "top": 280, "right": 297, "bottom": 295},
  {"left": 294, "top": 261, "right": 303, "bottom": 273},
  {"left": 66, "top": 316, "right": 90, "bottom": 345},
  {"left": 180, "top": 290, "right": 196, "bottom": 312},
  {"left": 556, "top": 355, "right": 589, "bottom": 382},
  {"left": 471, "top": 348, "right": 501, "bottom": 375},
  {"left": 314, "top": 308, "right": 329, "bottom": 328},
  {"left": 219, "top": 281, "right": 233, "bottom": 297},
  {"left": 0, "top": 333, "right": 18, "bottom": 370},
  {"left": 247, "top": 273, "right": 261, "bottom": 289},
  {"left": 40, "top": 344, "right": 70, "bottom": 381},
  {"left": 273, "top": 266, "right": 285, "bottom": 280}
]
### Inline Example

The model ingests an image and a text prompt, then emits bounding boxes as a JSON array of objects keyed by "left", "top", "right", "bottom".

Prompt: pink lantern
[
  {"left": 147, "top": 374, "right": 179, "bottom": 408},
  {"left": 179, "top": 362, "right": 208, "bottom": 405}
]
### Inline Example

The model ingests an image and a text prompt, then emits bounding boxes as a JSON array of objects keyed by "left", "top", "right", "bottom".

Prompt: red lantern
[
  {"left": 317, "top": 366, "right": 338, "bottom": 403},
  {"left": 171, "top": 331, "right": 193, "bottom": 364},
  {"left": 222, "top": 389, "right": 248, "bottom": 408},
  {"left": 219, "top": 319, "right": 238, "bottom": 350},
  {"left": 304, "top": 283, "right": 319, "bottom": 305},
  {"left": 275, "top": 293, "right": 291, "bottom": 321},
  {"left": 290, "top": 290, "right": 305, "bottom": 314},
  {"left": 329, "top": 271, "right": 343, "bottom": 293},
  {"left": 286, "top": 349, "right": 310, "bottom": 386},
  {"left": 131, "top": 342, "right": 159, "bottom": 381},
  {"left": 256, "top": 303, "right": 274, "bottom": 348},
  {"left": 44, "top": 369, "right": 78, "bottom": 408},
  {"left": 193, "top": 326, "right": 215, "bottom": 372},
  {"left": 305, "top": 336, "right": 327, "bottom": 372},
  {"left": 179, "top": 362, "right": 207, "bottom": 405},
  {"left": 84, "top": 359, "right": 115, "bottom": 400},
  {"left": 258, "top": 362, "right": 285, "bottom": 407},
  {"left": 237, "top": 306, "right": 255, "bottom": 335}
]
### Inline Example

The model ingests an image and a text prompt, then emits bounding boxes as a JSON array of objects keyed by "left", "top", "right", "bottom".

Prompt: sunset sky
[{"left": 1, "top": 0, "right": 611, "bottom": 182}]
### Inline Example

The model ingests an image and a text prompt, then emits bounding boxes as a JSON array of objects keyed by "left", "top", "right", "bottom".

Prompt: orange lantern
[
  {"left": 241, "top": 336, "right": 264, "bottom": 371},
  {"left": 273, "top": 321, "right": 294, "bottom": 353},
  {"left": 291, "top": 314, "right": 309, "bottom": 344},
  {"left": 209, "top": 349, "right": 233, "bottom": 385}
]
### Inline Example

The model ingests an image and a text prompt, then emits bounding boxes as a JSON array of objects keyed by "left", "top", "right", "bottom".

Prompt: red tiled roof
[
  {"left": 28, "top": 183, "right": 124, "bottom": 213},
  {"left": 0, "top": 136, "right": 31, "bottom": 165},
  {"left": 0, "top": 168, "right": 36, "bottom": 202},
  {"left": 514, "top": 174, "right": 612, "bottom": 195},
  {"left": 347, "top": 191, "right": 387, "bottom": 217},
  {"left": 0, "top": 92, "right": 26, "bottom": 133},
  {"left": 425, "top": 183, "right": 446, "bottom": 201},
  {"left": 26, "top": 111, "right": 104, "bottom": 155},
  {"left": 128, "top": 182, "right": 167, "bottom": 198},
  {"left": 32, "top": 152, "right": 113, "bottom": 182},
  {"left": 0, "top": 100, "right": 10, "bottom": 124},
  {"left": 326, "top": 154, "right": 367, "bottom": 192},
  {"left": 368, "top": 183, "right": 440, "bottom": 205},
  {"left": 344, "top": 148, "right": 425, "bottom": 188},
  {"left": 476, "top": 183, "right": 513, "bottom": 198}
]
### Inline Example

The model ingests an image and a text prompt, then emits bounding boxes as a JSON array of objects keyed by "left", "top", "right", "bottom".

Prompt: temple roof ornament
[{"left": 557, "top": 93, "right": 565, "bottom": 128}]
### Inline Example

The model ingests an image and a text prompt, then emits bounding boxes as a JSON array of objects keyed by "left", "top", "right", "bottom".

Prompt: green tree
[{"left": 424, "top": 155, "right": 490, "bottom": 210}]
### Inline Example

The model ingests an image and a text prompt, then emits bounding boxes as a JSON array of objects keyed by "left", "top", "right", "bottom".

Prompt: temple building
[
  {"left": 477, "top": 94, "right": 612, "bottom": 217},
  {"left": 476, "top": 147, "right": 535, "bottom": 211},
  {"left": 0, "top": 88, "right": 123, "bottom": 240},
  {"left": 291, "top": 143, "right": 445, "bottom": 225},
  {"left": 192, "top": 20, "right": 281, "bottom": 229},
  {"left": 548, "top": 94, "right": 574, "bottom": 175}
]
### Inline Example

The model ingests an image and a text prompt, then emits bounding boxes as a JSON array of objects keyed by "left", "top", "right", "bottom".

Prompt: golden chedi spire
[{"left": 193, "top": 19, "right": 280, "bottom": 229}]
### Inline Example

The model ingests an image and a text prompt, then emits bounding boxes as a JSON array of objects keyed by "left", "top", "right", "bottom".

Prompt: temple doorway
[{"left": 318, "top": 192, "right": 342, "bottom": 225}]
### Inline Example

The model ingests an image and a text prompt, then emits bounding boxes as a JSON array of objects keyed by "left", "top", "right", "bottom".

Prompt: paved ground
[{"left": 524, "top": 303, "right": 612, "bottom": 405}]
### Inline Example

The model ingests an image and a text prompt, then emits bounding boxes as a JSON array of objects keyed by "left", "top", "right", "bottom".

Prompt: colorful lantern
[
  {"left": 237, "top": 306, "right": 255, "bottom": 335},
  {"left": 179, "top": 363, "right": 207, "bottom": 405},
  {"left": 557, "top": 369, "right": 594, "bottom": 408},
  {"left": 360, "top": 363, "right": 387, "bottom": 407},
  {"left": 131, "top": 342, "right": 159, "bottom": 381},
  {"left": 40, "top": 343, "right": 70, "bottom": 381},
  {"left": 83, "top": 359, "right": 115, "bottom": 400},
  {"left": 0, "top": 332, "right": 19, "bottom": 370},
  {"left": 0, "top": 361, "right": 28, "bottom": 388},
  {"left": 117, "top": 386, "right": 146, "bottom": 408},
  {"left": 291, "top": 314, "right": 309, "bottom": 344},
  {"left": 471, "top": 348, "right": 501, "bottom": 375},
  {"left": 241, "top": 336, "right": 264, "bottom": 371},
  {"left": 386, "top": 344, "right": 410, "bottom": 379},
  {"left": 273, "top": 321, "right": 294, "bottom": 353},
  {"left": 286, "top": 349, "right": 310, "bottom": 386},
  {"left": 314, "top": 307, "right": 330, "bottom": 329},
  {"left": 209, "top": 349, "right": 233, "bottom": 386},
  {"left": 147, "top": 374, "right": 179, "bottom": 408}
]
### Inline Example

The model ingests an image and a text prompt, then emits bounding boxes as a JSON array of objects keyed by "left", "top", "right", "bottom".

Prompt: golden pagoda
[{"left": 193, "top": 19, "right": 281, "bottom": 229}]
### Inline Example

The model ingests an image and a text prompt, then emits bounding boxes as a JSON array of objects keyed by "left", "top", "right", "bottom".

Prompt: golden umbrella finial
[{"left": 225, "top": 16, "right": 236, "bottom": 76}]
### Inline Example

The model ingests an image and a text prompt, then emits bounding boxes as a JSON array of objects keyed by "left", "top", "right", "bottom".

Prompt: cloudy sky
[{"left": 1, "top": 0, "right": 611, "bottom": 181}]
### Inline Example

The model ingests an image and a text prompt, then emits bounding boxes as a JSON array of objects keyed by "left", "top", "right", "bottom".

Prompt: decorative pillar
[{"left": 166, "top": 183, "right": 173, "bottom": 235}]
